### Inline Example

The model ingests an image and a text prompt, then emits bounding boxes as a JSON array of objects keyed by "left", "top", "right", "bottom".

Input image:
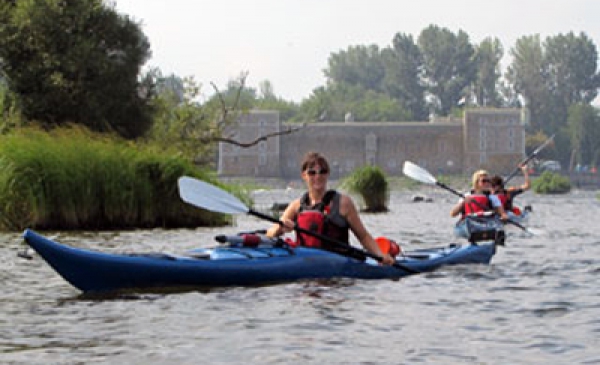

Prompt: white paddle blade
[
  {"left": 402, "top": 161, "right": 438, "bottom": 185},
  {"left": 178, "top": 176, "right": 249, "bottom": 215}
]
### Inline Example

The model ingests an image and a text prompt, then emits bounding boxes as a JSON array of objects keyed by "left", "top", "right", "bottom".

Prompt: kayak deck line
[{"left": 22, "top": 229, "right": 498, "bottom": 293}]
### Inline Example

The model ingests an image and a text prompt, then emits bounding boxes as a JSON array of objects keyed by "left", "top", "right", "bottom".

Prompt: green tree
[
  {"left": 0, "top": 0, "right": 153, "bottom": 138},
  {"left": 567, "top": 104, "right": 600, "bottom": 167},
  {"left": 507, "top": 33, "right": 600, "bottom": 136},
  {"left": 545, "top": 32, "right": 600, "bottom": 133},
  {"left": 381, "top": 33, "right": 428, "bottom": 120},
  {"left": 324, "top": 45, "right": 384, "bottom": 92},
  {"left": 298, "top": 83, "right": 410, "bottom": 122},
  {"left": 418, "top": 25, "right": 476, "bottom": 115},
  {"left": 146, "top": 73, "right": 210, "bottom": 162},
  {"left": 295, "top": 86, "right": 332, "bottom": 122},
  {"left": 472, "top": 37, "right": 504, "bottom": 107},
  {"left": 505, "top": 35, "right": 552, "bottom": 133}
]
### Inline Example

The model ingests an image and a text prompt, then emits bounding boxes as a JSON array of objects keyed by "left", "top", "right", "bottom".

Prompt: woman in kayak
[
  {"left": 450, "top": 170, "right": 508, "bottom": 239},
  {"left": 490, "top": 164, "right": 531, "bottom": 220},
  {"left": 266, "top": 151, "right": 395, "bottom": 265}
]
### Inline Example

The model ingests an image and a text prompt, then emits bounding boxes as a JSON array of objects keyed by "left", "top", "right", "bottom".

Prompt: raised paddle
[
  {"left": 503, "top": 133, "right": 555, "bottom": 185},
  {"left": 177, "top": 176, "right": 419, "bottom": 273},
  {"left": 402, "top": 161, "right": 533, "bottom": 234}
]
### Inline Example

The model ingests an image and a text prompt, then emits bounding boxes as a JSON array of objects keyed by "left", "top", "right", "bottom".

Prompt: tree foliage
[
  {"left": 506, "top": 33, "right": 600, "bottom": 137},
  {"left": 2, "top": 4, "right": 599, "bottom": 168},
  {"left": 297, "top": 83, "right": 411, "bottom": 122},
  {"left": 567, "top": 103, "right": 600, "bottom": 166},
  {"left": 418, "top": 25, "right": 477, "bottom": 115},
  {"left": 0, "top": 0, "right": 154, "bottom": 138},
  {"left": 146, "top": 72, "right": 303, "bottom": 165},
  {"left": 472, "top": 37, "right": 504, "bottom": 107},
  {"left": 532, "top": 171, "right": 571, "bottom": 194},
  {"left": 381, "top": 33, "right": 428, "bottom": 120},
  {"left": 325, "top": 45, "right": 384, "bottom": 92}
]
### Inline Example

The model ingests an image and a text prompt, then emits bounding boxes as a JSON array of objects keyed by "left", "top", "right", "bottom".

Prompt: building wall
[
  {"left": 278, "top": 122, "right": 464, "bottom": 179},
  {"left": 463, "top": 109, "right": 526, "bottom": 174},
  {"left": 218, "top": 108, "right": 525, "bottom": 179},
  {"left": 218, "top": 111, "right": 281, "bottom": 177}
]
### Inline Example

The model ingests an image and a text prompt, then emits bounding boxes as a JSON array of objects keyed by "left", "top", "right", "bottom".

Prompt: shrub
[
  {"left": 340, "top": 165, "right": 389, "bottom": 212},
  {"left": 532, "top": 171, "right": 571, "bottom": 194}
]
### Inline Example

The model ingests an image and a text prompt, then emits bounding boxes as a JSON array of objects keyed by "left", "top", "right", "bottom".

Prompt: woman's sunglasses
[
  {"left": 480, "top": 178, "right": 491, "bottom": 183},
  {"left": 306, "top": 168, "right": 329, "bottom": 176}
]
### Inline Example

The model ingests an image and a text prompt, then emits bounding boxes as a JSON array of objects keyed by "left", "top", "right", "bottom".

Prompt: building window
[
  {"left": 438, "top": 141, "right": 446, "bottom": 153},
  {"left": 508, "top": 128, "right": 515, "bottom": 150}
]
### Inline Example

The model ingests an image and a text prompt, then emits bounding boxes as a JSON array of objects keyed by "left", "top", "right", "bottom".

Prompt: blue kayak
[{"left": 22, "top": 229, "right": 497, "bottom": 293}]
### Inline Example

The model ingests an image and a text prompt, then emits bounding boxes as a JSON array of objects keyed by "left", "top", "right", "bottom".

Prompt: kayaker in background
[
  {"left": 490, "top": 163, "right": 531, "bottom": 219},
  {"left": 450, "top": 170, "right": 508, "bottom": 238},
  {"left": 266, "top": 151, "right": 395, "bottom": 265}
]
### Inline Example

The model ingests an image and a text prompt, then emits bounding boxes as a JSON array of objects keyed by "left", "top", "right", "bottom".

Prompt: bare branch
[
  {"left": 209, "top": 123, "right": 306, "bottom": 148},
  {"left": 210, "top": 72, "right": 249, "bottom": 130}
]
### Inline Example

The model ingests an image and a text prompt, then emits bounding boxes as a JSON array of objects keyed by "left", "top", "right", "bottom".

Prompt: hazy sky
[{"left": 114, "top": 0, "right": 600, "bottom": 103}]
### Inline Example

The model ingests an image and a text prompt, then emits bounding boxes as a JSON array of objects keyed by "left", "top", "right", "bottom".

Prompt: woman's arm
[
  {"left": 450, "top": 199, "right": 465, "bottom": 217},
  {"left": 266, "top": 199, "right": 300, "bottom": 237},
  {"left": 341, "top": 195, "right": 394, "bottom": 265},
  {"left": 520, "top": 164, "right": 531, "bottom": 191}
]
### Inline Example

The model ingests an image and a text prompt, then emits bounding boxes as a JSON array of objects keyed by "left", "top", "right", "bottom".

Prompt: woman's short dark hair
[
  {"left": 490, "top": 175, "right": 504, "bottom": 188},
  {"left": 300, "top": 151, "right": 330, "bottom": 173}
]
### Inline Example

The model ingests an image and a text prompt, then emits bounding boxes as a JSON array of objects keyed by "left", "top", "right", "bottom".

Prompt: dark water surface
[{"left": 1, "top": 188, "right": 599, "bottom": 364}]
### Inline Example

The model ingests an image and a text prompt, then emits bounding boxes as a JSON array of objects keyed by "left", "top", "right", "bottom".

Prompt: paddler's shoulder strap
[{"left": 322, "top": 190, "right": 337, "bottom": 206}]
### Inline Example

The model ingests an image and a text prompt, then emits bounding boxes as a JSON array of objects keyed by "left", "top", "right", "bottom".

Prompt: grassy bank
[{"left": 0, "top": 127, "right": 244, "bottom": 231}]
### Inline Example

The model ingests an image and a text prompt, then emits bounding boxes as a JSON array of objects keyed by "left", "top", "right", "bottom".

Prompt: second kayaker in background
[
  {"left": 490, "top": 164, "right": 531, "bottom": 220},
  {"left": 266, "top": 151, "right": 395, "bottom": 265}
]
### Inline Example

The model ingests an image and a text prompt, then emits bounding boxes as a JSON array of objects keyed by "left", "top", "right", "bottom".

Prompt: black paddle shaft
[
  {"left": 504, "top": 134, "right": 555, "bottom": 185},
  {"left": 248, "top": 209, "right": 419, "bottom": 273}
]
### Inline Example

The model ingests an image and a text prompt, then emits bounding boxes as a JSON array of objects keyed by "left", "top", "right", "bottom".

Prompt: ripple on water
[{"left": 1, "top": 191, "right": 599, "bottom": 364}]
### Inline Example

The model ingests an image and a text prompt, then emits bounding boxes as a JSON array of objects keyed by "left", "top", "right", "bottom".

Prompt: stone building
[{"left": 218, "top": 108, "right": 526, "bottom": 179}]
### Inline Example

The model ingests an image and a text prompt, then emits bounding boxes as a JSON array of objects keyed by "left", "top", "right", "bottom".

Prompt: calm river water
[{"left": 1, "top": 187, "right": 599, "bottom": 365}]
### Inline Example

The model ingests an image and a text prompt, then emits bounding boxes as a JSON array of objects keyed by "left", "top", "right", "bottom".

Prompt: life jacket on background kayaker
[
  {"left": 495, "top": 192, "right": 511, "bottom": 210},
  {"left": 495, "top": 189, "right": 524, "bottom": 216},
  {"left": 296, "top": 190, "right": 349, "bottom": 247}
]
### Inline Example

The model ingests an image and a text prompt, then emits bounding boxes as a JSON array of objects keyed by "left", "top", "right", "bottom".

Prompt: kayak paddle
[
  {"left": 177, "top": 176, "right": 418, "bottom": 273},
  {"left": 504, "top": 133, "right": 555, "bottom": 185},
  {"left": 402, "top": 161, "right": 533, "bottom": 234}
]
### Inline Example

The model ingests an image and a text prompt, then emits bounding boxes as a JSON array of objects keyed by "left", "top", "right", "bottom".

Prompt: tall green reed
[{"left": 0, "top": 127, "right": 235, "bottom": 230}]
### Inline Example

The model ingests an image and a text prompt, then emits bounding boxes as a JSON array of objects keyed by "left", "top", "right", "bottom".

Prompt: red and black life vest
[
  {"left": 296, "top": 190, "right": 349, "bottom": 247},
  {"left": 496, "top": 188, "right": 527, "bottom": 215},
  {"left": 495, "top": 192, "right": 511, "bottom": 211},
  {"left": 463, "top": 192, "right": 494, "bottom": 215}
]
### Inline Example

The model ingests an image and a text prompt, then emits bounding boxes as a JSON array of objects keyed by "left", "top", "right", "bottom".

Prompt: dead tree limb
[{"left": 213, "top": 123, "right": 306, "bottom": 147}]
